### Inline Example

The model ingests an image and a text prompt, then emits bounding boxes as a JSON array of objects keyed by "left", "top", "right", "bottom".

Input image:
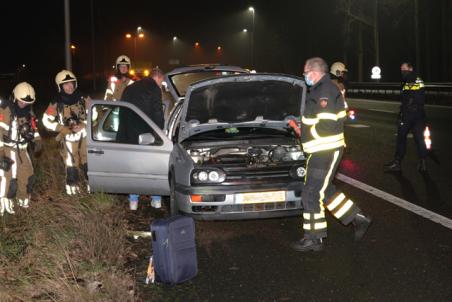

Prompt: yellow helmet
[
  {"left": 55, "top": 70, "right": 77, "bottom": 92},
  {"left": 116, "top": 55, "right": 131, "bottom": 68},
  {"left": 13, "top": 82, "right": 36, "bottom": 104},
  {"left": 330, "top": 62, "right": 348, "bottom": 76}
]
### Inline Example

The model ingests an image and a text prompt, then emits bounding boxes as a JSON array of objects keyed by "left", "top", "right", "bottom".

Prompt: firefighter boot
[
  {"left": 384, "top": 159, "right": 401, "bottom": 172},
  {"left": 352, "top": 213, "right": 372, "bottom": 241},
  {"left": 417, "top": 159, "right": 427, "bottom": 173},
  {"left": 291, "top": 238, "right": 323, "bottom": 252},
  {"left": 0, "top": 197, "right": 15, "bottom": 215}
]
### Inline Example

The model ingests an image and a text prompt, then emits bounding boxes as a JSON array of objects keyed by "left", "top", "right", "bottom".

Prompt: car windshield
[
  {"left": 185, "top": 80, "right": 303, "bottom": 124},
  {"left": 169, "top": 71, "right": 243, "bottom": 97}
]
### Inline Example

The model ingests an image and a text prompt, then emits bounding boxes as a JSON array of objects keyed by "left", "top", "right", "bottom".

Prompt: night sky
[{"left": 1, "top": 0, "right": 452, "bottom": 100}]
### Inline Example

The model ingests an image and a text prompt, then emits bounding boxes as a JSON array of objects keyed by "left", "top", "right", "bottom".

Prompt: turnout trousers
[
  {"left": 2, "top": 147, "right": 34, "bottom": 207},
  {"left": 60, "top": 135, "right": 88, "bottom": 195},
  {"left": 301, "top": 148, "right": 360, "bottom": 239}
]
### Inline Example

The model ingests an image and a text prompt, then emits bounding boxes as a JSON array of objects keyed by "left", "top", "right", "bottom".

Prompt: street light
[
  {"left": 248, "top": 6, "right": 255, "bottom": 67},
  {"left": 243, "top": 28, "right": 248, "bottom": 33},
  {"left": 125, "top": 27, "right": 145, "bottom": 60}
]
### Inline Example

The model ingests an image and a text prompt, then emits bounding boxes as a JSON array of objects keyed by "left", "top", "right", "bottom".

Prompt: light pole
[
  {"left": 249, "top": 6, "right": 255, "bottom": 67},
  {"left": 64, "top": 0, "right": 72, "bottom": 70},
  {"left": 125, "top": 27, "right": 144, "bottom": 61}
]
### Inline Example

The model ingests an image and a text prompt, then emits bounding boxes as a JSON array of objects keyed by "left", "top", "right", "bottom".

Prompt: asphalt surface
[{"left": 130, "top": 98, "right": 452, "bottom": 302}]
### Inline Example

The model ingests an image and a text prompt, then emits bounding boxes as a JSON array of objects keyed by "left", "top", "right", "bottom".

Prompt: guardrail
[{"left": 347, "top": 82, "right": 452, "bottom": 105}]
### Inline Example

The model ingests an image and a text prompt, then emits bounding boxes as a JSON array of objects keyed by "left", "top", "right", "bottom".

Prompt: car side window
[{"left": 91, "top": 104, "right": 163, "bottom": 145}]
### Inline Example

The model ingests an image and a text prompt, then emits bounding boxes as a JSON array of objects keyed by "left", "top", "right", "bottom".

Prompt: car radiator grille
[{"left": 192, "top": 200, "right": 302, "bottom": 213}]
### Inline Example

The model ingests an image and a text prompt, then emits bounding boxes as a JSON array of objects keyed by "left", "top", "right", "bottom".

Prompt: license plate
[{"left": 236, "top": 191, "right": 286, "bottom": 204}]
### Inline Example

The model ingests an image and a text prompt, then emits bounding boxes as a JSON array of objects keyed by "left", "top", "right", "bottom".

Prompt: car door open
[{"left": 87, "top": 100, "right": 173, "bottom": 195}]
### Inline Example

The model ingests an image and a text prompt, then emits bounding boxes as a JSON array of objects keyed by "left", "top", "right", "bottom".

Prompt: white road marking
[
  {"left": 336, "top": 173, "right": 452, "bottom": 230},
  {"left": 367, "top": 109, "right": 397, "bottom": 114},
  {"left": 346, "top": 124, "right": 370, "bottom": 128}
]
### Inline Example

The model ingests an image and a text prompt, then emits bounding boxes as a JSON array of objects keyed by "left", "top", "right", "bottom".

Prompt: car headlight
[
  {"left": 290, "top": 165, "right": 306, "bottom": 179},
  {"left": 192, "top": 169, "right": 226, "bottom": 184},
  {"left": 198, "top": 171, "right": 208, "bottom": 182},
  {"left": 296, "top": 166, "right": 306, "bottom": 178}
]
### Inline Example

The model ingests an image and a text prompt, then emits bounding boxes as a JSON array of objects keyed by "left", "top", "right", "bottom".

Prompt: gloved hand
[
  {"left": 71, "top": 123, "right": 86, "bottom": 133},
  {"left": 56, "top": 127, "right": 72, "bottom": 141},
  {"left": 0, "top": 156, "right": 14, "bottom": 172},
  {"left": 288, "top": 119, "right": 301, "bottom": 137}
]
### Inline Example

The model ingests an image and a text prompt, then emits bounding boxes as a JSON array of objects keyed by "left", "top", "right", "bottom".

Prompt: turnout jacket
[
  {"left": 0, "top": 99, "right": 41, "bottom": 153},
  {"left": 104, "top": 75, "right": 134, "bottom": 101},
  {"left": 42, "top": 91, "right": 88, "bottom": 142},
  {"left": 301, "top": 74, "right": 346, "bottom": 154}
]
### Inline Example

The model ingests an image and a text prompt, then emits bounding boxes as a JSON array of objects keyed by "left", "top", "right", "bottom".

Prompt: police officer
[
  {"left": 104, "top": 55, "right": 134, "bottom": 101},
  {"left": 0, "top": 82, "right": 41, "bottom": 215},
  {"left": 385, "top": 62, "right": 428, "bottom": 172},
  {"left": 290, "top": 57, "right": 372, "bottom": 252},
  {"left": 42, "top": 70, "right": 88, "bottom": 195}
]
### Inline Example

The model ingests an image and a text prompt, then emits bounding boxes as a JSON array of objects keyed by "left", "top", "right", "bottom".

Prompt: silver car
[{"left": 87, "top": 67, "right": 307, "bottom": 220}]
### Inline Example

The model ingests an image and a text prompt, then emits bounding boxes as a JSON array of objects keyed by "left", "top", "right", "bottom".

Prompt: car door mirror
[{"left": 139, "top": 133, "right": 156, "bottom": 145}]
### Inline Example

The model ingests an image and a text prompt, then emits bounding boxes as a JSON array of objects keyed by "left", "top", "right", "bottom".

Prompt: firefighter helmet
[
  {"left": 116, "top": 55, "right": 131, "bottom": 68},
  {"left": 55, "top": 70, "right": 77, "bottom": 92},
  {"left": 13, "top": 82, "right": 36, "bottom": 104},
  {"left": 330, "top": 62, "right": 348, "bottom": 76}
]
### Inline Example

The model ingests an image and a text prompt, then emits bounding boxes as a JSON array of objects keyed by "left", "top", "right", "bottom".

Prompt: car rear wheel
[{"left": 169, "top": 176, "right": 179, "bottom": 216}]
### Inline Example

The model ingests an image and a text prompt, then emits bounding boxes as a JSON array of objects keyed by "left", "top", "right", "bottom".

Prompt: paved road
[{"left": 132, "top": 98, "right": 452, "bottom": 302}]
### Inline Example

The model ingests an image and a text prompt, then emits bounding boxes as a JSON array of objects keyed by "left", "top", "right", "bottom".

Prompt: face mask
[
  {"left": 401, "top": 70, "right": 411, "bottom": 80},
  {"left": 305, "top": 73, "right": 314, "bottom": 86}
]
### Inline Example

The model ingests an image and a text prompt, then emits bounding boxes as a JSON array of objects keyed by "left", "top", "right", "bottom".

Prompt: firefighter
[
  {"left": 290, "top": 57, "right": 372, "bottom": 252},
  {"left": 0, "top": 82, "right": 41, "bottom": 215},
  {"left": 42, "top": 70, "right": 88, "bottom": 195},
  {"left": 385, "top": 63, "right": 428, "bottom": 173},
  {"left": 104, "top": 55, "right": 134, "bottom": 101},
  {"left": 330, "top": 61, "right": 348, "bottom": 98}
]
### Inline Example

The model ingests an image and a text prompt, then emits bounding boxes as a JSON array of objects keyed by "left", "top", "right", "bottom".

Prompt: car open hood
[
  {"left": 178, "top": 74, "right": 306, "bottom": 142},
  {"left": 164, "top": 65, "right": 247, "bottom": 101}
]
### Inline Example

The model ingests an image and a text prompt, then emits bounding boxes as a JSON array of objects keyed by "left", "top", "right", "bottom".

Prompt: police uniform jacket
[{"left": 400, "top": 73, "right": 425, "bottom": 115}]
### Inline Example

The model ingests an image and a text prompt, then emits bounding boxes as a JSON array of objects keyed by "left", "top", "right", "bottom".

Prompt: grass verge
[{"left": 0, "top": 139, "right": 136, "bottom": 301}]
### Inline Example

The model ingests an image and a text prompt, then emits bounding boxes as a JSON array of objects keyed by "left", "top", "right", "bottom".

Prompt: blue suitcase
[{"left": 151, "top": 215, "right": 198, "bottom": 284}]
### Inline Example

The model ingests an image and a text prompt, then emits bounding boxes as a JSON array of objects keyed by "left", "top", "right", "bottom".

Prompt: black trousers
[
  {"left": 301, "top": 148, "right": 360, "bottom": 239},
  {"left": 395, "top": 111, "right": 428, "bottom": 161}
]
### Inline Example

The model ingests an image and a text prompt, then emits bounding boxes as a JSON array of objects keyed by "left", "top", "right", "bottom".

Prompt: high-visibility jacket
[
  {"left": 401, "top": 75, "right": 425, "bottom": 113},
  {"left": 301, "top": 74, "right": 346, "bottom": 154},
  {"left": 104, "top": 75, "right": 134, "bottom": 101},
  {"left": 42, "top": 92, "right": 88, "bottom": 142},
  {"left": 0, "top": 99, "right": 41, "bottom": 153}
]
